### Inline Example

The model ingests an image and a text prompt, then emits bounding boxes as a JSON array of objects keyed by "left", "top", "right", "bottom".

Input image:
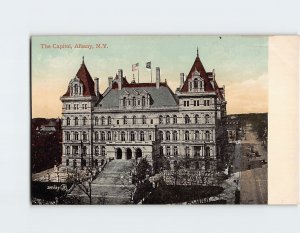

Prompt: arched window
[
  {"left": 101, "top": 116, "right": 105, "bottom": 125},
  {"left": 74, "top": 117, "right": 79, "bottom": 126},
  {"left": 194, "top": 78, "right": 198, "bottom": 88},
  {"left": 66, "top": 117, "right": 71, "bottom": 126},
  {"left": 142, "top": 115, "right": 146, "bottom": 124},
  {"left": 82, "top": 131, "right": 87, "bottom": 141},
  {"left": 133, "top": 115, "right": 137, "bottom": 125},
  {"left": 95, "top": 117, "right": 99, "bottom": 125},
  {"left": 95, "top": 146, "right": 99, "bottom": 156},
  {"left": 185, "top": 115, "right": 190, "bottom": 124},
  {"left": 195, "top": 114, "right": 199, "bottom": 124},
  {"left": 66, "top": 146, "right": 70, "bottom": 155},
  {"left": 74, "top": 84, "right": 78, "bottom": 94},
  {"left": 205, "top": 114, "right": 209, "bottom": 124},
  {"left": 121, "top": 131, "right": 126, "bottom": 141},
  {"left": 95, "top": 131, "right": 99, "bottom": 141},
  {"left": 159, "top": 115, "right": 163, "bottom": 124},
  {"left": 142, "top": 96, "right": 145, "bottom": 106},
  {"left": 74, "top": 132, "right": 79, "bottom": 140},
  {"left": 66, "top": 159, "right": 69, "bottom": 166},
  {"left": 173, "top": 115, "right": 177, "bottom": 124},
  {"left": 173, "top": 131, "right": 178, "bottom": 141},
  {"left": 159, "top": 131, "right": 164, "bottom": 141},
  {"left": 185, "top": 131, "right": 189, "bottom": 141},
  {"left": 205, "top": 130, "right": 210, "bottom": 141},
  {"left": 82, "top": 117, "right": 87, "bottom": 126},
  {"left": 101, "top": 131, "right": 105, "bottom": 141},
  {"left": 133, "top": 97, "right": 136, "bottom": 106},
  {"left": 174, "top": 146, "right": 178, "bottom": 156},
  {"left": 82, "top": 146, "right": 87, "bottom": 156},
  {"left": 65, "top": 132, "right": 70, "bottom": 141},
  {"left": 107, "top": 131, "right": 112, "bottom": 141},
  {"left": 185, "top": 146, "right": 190, "bottom": 157},
  {"left": 166, "top": 115, "right": 170, "bottom": 124},
  {"left": 195, "top": 130, "right": 200, "bottom": 140},
  {"left": 123, "top": 116, "right": 128, "bottom": 125},
  {"left": 130, "top": 131, "right": 135, "bottom": 141},
  {"left": 101, "top": 146, "right": 105, "bottom": 156},
  {"left": 108, "top": 116, "right": 111, "bottom": 125},
  {"left": 166, "top": 146, "right": 171, "bottom": 156},
  {"left": 140, "top": 131, "right": 145, "bottom": 141},
  {"left": 166, "top": 131, "right": 170, "bottom": 141},
  {"left": 73, "top": 146, "right": 79, "bottom": 155}
]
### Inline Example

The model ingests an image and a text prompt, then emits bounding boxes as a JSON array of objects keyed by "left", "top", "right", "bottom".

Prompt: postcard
[{"left": 31, "top": 35, "right": 298, "bottom": 205}]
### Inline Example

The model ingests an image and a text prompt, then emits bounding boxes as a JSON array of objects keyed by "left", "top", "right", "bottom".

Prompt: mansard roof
[
  {"left": 180, "top": 55, "right": 215, "bottom": 93},
  {"left": 98, "top": 83, "right": 178, "bottom": 109},
  {"left": 63, "top": 59, "right": 96, "bottom": 97}
]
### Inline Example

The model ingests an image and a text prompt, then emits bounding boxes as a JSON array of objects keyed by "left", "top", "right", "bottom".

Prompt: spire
[
  {"left": 82, "top": 56, "right": 85, "bottom": 64},
  {"left": 196, "top": 47, "right": 199, "bottom": 57}
]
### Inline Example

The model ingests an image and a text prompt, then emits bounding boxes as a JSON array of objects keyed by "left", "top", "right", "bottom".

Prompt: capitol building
[{"left": 60, "top": 50, "right": 227, "bottom": 173}]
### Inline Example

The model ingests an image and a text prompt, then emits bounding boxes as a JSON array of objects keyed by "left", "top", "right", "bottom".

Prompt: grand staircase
[{"left": 69, "top": 160, "right": 135, "bottom": 204}]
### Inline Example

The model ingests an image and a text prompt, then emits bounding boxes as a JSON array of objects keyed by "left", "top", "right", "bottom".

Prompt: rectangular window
[
  {"left": 187, "top": 101, "right": 189, "bottom": 106},
  {"left": 166, "top": 146, "right": 171, "bottom": 156},
  {"left": 183, "top": 101, "right": 186, "bottom": 107},
  {"left": 197, "top": 100, "right": 199, "bottom": 106},
  {"left": 194, "top": 100, "right": 196, "bottom": 106},
  {"left": 174, "top": 146, "right": 178, "bottom": 156}
]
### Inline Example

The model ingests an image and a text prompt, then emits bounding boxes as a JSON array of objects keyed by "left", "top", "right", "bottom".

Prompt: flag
[
  {"left": 146, "top": 61, "right": 151, "bottom": 70},
  {"left": 132, "top": 63, "right": 139, "bottom": 71}
]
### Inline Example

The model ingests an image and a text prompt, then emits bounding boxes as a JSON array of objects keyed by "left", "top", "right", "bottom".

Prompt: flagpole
[
  {"left": 138, "top": 66, "right": 139, "bottom": 83},
  {"left": 151, "top": 67, "right": 152, "bottom": 83}
]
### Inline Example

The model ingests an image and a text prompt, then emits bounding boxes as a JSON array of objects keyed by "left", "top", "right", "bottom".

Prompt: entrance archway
[
  {"left": 135, "top": 148, "right": 142, "bottom": 159},
  {"left": 116, "top": 148, "right": 122, "bottom": 159},
  {"left": 126, "top": 148, "right": 132, "bottom": 160}
]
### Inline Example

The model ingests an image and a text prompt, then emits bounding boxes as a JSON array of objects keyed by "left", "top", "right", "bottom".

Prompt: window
[
  {"left": 194, "top": 100, "right": 197, "bottom": 106},
  {"left": 194, "top": 78, "right": 198, "bottom": 88},
  {"left": 65, "top": 132, "right": 70, "bottom": 141},
  {"left": 187, "top": 101, "right": 189, "bottom": 106},
  {"left": 123, "top": 116, "right": 128, "bottom": 125},
  {"left": 133, "top": 115, "right": 137, "bottom": 125},
  {"left": 173, "top": 115, "right": 177, "bottom": 124},
  {"left": 166, "top": 146, "right": 171, "bottom": 156},
  {"left": 204, "top": 100, "right": 210, "bottom": 106},
  {"left": 205, "top": 114, "right": 209, "bottom": 124},
  {"left": 160, "top": 146, "right": 163, "bottom": 155},
  {"left": 185, "top": 131, "right": 189, "bottom": 141},
  {"left": 121, "top": 131, "right": 126, "bottom": 141},
  {"left": 184, "top": 101, "right": 186, "bottom": 106},
  {"left": 107, "top": 131, "right": 112, "bottom": 141},
  {"left": 159, "top": 131, "right": 163, "bottom": 141},
  {"left": 166, "top": 131, "right": 170, "bottom": 141},
  {"left": 150, "top": 119, "right": 153, "bottom": 124},
  {"left": 130, "top": 131, "right": 135, "bottom": 141},
  {"left": 173, "top": 131, "right": 178, "bottom": 141},
  {"left": 95, "top": 131, "right": 99, "bottom": 141},
  {"left": 123, "top": 97, "right": 126, "bottom": 107},
  {"left": 159, "top": 115, "right": 163, "bottom": 124},
  {"left": 66, "top": 146, "right": 70, "bottom": 155},
  {"left": 117, "top": 120, "right": 119, "bottom": 125},
  {"left": 133, "top": 97, "right": 136, "bottom": 106},
  {"left": 73, "top": 146, "right": 79, "bottom": 155},
  {"left": 74, "top": 132, "right": 79, "bottom": 141},
  {"left": 74, "top": 117, "right": 78, "bottom": 126},
  {"left": 82, "top": 146, "right": 87, "bottom": 156},
  {"left": 66, "top": 159, "right": 69, "bottom": 166},
  {"left": 174, "top": 146, "right": 178, "bottom": 156},
  {"left": 66, "top": 117, "right": 70, "bottom": 126},
  {"left": 185, "top": 115, "right": 190, "bottom": 124},
  {"left": 101, "top": 146, "right": 105, "bottom": 156},
  {"left": 74, "top": 84, "right": 78, "bottom": 94},
  {"left": 197, "top": 100, "right": 200, "bottom": 106},
  {"left": 95, "top": 117, "right": 99, "bottom": 125},
  {"left": 166, "top": 115, "right": 170, "bottom": 124},
  {"left": 95, "top": 146, "right": 99, "bottom": 156},
  {"left": 205, "top": 131, "right": 210, "bottom": 141},
  {"left": 195, "top": 131, "right": 200, "bottom": 141},
  {"left": 185, "top": 146, "right": 190, "bottom": 157},
  {"left": 142, "top": 115, "right": 146, "bottom": 124},
  {"left": 101, "top": 131, "right": 105, "bottom": 141},
  {"left": 149, "top": 133, "right": 152, "bottom": 141},
  {"left": 82, "top": 117, "right": 87, "bottom": 126},
  {"left": 108, "top": 116, "right": 111, "bottom": 125},
  {"left": 140, "top": 131, "right": 145, "bottom": 141},
  {"left": 138, "top": 100, "right": 140, "bottom": 105},
  {"left": 195, "top": 114, "right": 199, "bottom": 124},
  {"left": 101, "top": 116, "right": 105, "bottom": 125},
  {"left": 142, "top": 96, "right": 145, "bottom": 106},
  {"left": 82, "top": 131, "right": 87, "bottom": 141}
]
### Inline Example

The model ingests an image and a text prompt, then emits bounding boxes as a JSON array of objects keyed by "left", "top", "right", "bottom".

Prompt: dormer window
[{"left": 69, "top": 76, "right": 83, "bottom": 96}]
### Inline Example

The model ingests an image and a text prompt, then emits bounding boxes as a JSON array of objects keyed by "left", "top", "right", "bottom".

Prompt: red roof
[
  {"left": 180, "top": 55, "right": 215, "bottom": 92},
  {"left": 63, "top": 61, "right": 96, "bottom": 97}
]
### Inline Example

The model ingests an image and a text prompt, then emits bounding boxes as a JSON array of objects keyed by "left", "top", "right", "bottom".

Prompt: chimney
[
  {"left": 156, "top": 67, "right": 160, "bottom": 89},
  {"left": 180, "top": 73, "right": 184, "bottom": 88},
  {"left": 118, "top": 69, "right": 123, "bottom": 90},
  {"left": 212, "top": 69, "right": 216, "bottom": 82},
  {"left": 94, "top": 77, "right": 99, "bottom": 95},
  {"left": 108, "top": 76, "right": 113, "bottom": 88}
]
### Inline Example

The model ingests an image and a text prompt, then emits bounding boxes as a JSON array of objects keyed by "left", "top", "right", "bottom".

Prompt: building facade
[{"left": 60, "top": 51, "right": 227, "bottom": 172}]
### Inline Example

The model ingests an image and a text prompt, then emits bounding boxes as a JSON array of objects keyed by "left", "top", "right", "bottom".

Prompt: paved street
[{"left": 232, "top": 123, "right": 268, "bottom": 204}]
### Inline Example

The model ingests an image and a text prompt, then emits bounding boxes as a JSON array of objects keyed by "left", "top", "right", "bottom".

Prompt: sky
[{"left": 31, "top": 36, "right": 268, "bottom": 118}]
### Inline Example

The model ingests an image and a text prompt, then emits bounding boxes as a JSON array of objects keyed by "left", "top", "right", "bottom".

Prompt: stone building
[{"left": 60, "top": 51, "right": 227, "bottom": 172}]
